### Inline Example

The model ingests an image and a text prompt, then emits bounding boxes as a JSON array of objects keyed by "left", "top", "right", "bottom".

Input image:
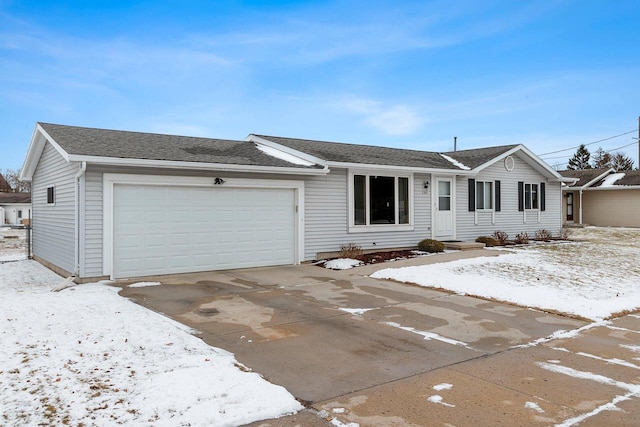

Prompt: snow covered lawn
[
  {"left": 0, "top": 226, "right": 27, "bottom": 262},
  {"left": 371, "top": 227, "right": 640, "bottom": 321},
  {"left": 0, "top": 260, "right": 302, "bottom": 426}
]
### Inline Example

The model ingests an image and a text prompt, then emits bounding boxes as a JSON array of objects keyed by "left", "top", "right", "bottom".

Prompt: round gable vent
[{"left": 504, "top": 155, "right": 515, "bottom": 171}]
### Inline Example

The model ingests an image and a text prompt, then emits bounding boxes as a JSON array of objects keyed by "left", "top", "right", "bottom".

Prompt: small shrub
[
  {"left": 476, "top": 236, "right": 500, "bottom": 247},
  {"left": 417, "top": 238, "right": 445, "bottom": 253},
  {"left": 534, "top": 229, "right": 553, "bottom": 241},
  {"left": 339, "top": 243, "right": 363, "bottom": 259},
  {"left": 492, "top": 230, "right": 509, "bottom": 245},
  {"left": 514, "top": 232, "right": 529, "bottom": 244},
  {"left": 558, "top": 227, "right": 570, "bottom": 240}
]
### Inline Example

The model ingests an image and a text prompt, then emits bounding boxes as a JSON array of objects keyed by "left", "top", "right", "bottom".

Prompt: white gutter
[
  {"left": 66, "top": 155, "right": 329, "bottom": 176},
  {"left": 74, "top": 161, "right": 86, "bottom": 276},
  {"left": 327, "top": 161, "right": 474, "bottom": 175}
]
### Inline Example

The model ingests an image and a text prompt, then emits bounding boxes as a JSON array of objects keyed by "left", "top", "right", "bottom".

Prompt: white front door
[{"left": 434, "top": 177, "right": 455, "bottom": 239}]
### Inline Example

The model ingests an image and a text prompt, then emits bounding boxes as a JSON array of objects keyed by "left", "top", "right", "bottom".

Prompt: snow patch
[
  {"left": 524, "top": 401, "right": 545, "bottom": 413},
  {"left": 600, "top": 172, "right": 625, "bottom": 187},
  {"left": 428, "top": 395, "right": 455, "bottom": 407},
  {"left": 256, "top": 144, "right": 315, "bottom": 166},
  {"left": 440, "top": 153, "right": 471, "bottom": 170},
  {"left": 385, "top": 322, "right": 472, "bottom": 349},
  {"left": 128, "top": 281, "right": 162, "bottom": 288},
  {"left": 340, "top": 307, "right": 376, "bottom": 315},
  {"left": 324, "top": 258, "right": 363, "bottom": 270},
  {"left": 536, "top": 362, "right": 640, "bottom": 393},
  {"left": 433, "top": 383, "right": 453, "bottom": 391},
  {"left": 0, "top": 253, "right": 27, "bottom": 262},
  {"left": 621, "top": 344, "right": 640, "bottom": 353}
]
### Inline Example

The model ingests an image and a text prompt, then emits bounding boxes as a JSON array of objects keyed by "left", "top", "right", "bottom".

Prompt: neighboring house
[
  {"left": 20, "top": 123, "right": 572, "bottom": 281},
  {"left": 0, "top": 192, "right": 31, "bottom": 226},
  {"left": 559, "top": 168, "right": 640, "bottom": 227},
  {"left": 0, "top": 173, "right": 12, "bottom": 192}
]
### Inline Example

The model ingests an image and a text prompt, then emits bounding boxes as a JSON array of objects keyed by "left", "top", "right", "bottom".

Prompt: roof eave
[
  {"left": 20, "top": 123, "right": 71, "bottom": 181},
  {"left": 69, "top": 155, "right": 330, "bottom": 175},
  {"left": 585, "top": 185, "right": 640, "bottom": 191},
  {"left": 326, "top": 161, "right": 472, "bottom": 174}
]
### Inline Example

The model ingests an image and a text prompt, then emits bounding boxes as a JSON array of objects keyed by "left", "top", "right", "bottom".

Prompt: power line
[
  {"left": 540, "top": 140, "right": 639, "bottom": 160},
  {"left": 602, "top": 141, "right": 638, "bottom": 153},
  {"left": 537, "top": 129, "right": 637, "bottom": 157}
]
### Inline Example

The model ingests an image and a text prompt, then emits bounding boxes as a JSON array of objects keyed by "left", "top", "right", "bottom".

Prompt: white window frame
[
  {"left": 46, "top": 185, "right": 56, "bottom": 205},
  {"left": 475, "top": 180, "right": 494, "bottom": 211},
  {"left": 347, "top": 170, "right": 414, "bottom": 233},
  {"left": 524, "top": 183, "right": 539, "bottom": 210}
]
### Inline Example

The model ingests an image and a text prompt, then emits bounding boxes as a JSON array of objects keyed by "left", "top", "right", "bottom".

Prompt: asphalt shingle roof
[
  {"left": 0, "top": 192, "right": 31, "bottom": 204},
  {"left": 612, "top": 170, "right": 640, "bottom": 186},
  {"left": 558, "top": 169, "right": 612, "bottom": 187},
  {"left": 255, "top": 134, "right": 518, "bottom": 170},
  {"left": 40, "top": 123, "right": 522, "bottom": 172},
  {"left": 39, "top": 123, "right": 320, "bottom": 169},
  {"left": 441, "top": 145, "right": 519, "bottom": 169}
]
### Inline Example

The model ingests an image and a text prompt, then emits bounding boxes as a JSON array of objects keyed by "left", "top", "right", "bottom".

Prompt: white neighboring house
[
  {"left": 20, "top": 122, "right": 573, "bottom": 282},
  {"left": 0, "top": 192, "right": 31, "bottom": 226}
]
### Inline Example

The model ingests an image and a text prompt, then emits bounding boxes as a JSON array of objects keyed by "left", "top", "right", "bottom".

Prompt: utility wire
[
  {"left": 537, "top": 129, "right": 637, "bottom": 157},
  {"left": 540, "top": 140, "right": 638, "bottom": 160}
]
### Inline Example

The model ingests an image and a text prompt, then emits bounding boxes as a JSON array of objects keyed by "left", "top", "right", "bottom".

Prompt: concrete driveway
[{"left": 117, "top": 250, "right": 640, "bottom": 426}]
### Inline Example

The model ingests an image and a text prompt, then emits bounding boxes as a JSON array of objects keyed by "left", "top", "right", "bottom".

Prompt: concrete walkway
[{"left": 116, "top": 250, "right": 640, "bottom": 426}]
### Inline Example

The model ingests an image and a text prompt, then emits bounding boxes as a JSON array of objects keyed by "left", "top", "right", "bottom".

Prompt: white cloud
[{"left": 338, "top": 98, "right": 425, "bottom": 135}]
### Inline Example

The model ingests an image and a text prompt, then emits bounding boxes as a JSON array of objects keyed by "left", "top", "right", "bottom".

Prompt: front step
[{"left": 444, "top": 241, "right": 486, "bottom": 251}]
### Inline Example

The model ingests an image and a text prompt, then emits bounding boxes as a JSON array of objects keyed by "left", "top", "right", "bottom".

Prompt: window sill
[{"left": 349, "top": 224, "right": 414, "bottom": 233}]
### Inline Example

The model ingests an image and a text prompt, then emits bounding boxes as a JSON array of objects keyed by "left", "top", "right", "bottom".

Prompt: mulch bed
[{"left": 316, "top": 249, "right": 422, "bottom": 268}]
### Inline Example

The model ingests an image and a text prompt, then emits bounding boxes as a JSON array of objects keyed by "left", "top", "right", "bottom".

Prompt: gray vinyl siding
[
  {"left": 455, "top": 154, "right": 562, "bottom": 240},
  {"left": 81, "top": 166, "right": 317, "bottom": 277},
  {"left": 81, "top": 166, "right": 434, "bottom": 275},
  {"left": 32, "top": 143, "right": 78, "bottom": 274},
  {"left": 304, "top": 169, "right": 432, "bottom": 259},
  {"left": 83, "top": 171, "right": 104, "bottom": 277}
]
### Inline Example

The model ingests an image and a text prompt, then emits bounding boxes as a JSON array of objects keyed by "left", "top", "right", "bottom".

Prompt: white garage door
[{"left": 113, "top": 184, "right": 296, "bottom": 278}]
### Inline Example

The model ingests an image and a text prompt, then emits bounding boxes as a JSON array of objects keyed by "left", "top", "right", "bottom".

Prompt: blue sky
[{"left": 1, "top": 0, "right": 639, "bottom": 171}]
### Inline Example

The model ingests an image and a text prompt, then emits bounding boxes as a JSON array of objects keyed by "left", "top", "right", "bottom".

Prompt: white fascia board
[
  {"left": 20, "top": 123, "right": 71, "bottom": 181},
  {"left": 560, "top": 177, "right": 580, "bottom": 184},
  {"left": 68, "top": 154, "right": 330, "bottom": 176},
  {"left": 472, "top": 145, "right": 566, "bottom": 181},
  {"left": 327, "top": 161, "right": 472, "bottom": 175},
  {"left": 585, "top": 185, "right": 640, "bottom": 191},
  {"left": 246, "top": 134, "right": 328, "bottom": 167},
  {"left": 581, "top": 168, "right": 616, "bottom": 190}
]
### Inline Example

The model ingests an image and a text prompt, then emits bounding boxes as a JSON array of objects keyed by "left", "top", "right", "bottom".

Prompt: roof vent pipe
[{"left": 454, "top": 136, "right": 457, "bottom": 152}]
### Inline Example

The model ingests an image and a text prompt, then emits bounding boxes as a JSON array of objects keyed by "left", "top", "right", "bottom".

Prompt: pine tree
[
  {"left": 567, "top": 144, "right": 592, "bottom": 170},
  {"left": 611, "top": 152, "right": 634, "bottom": 171},
  {"left": 592, "top": 147, "right": 613, "bottom": 169}
]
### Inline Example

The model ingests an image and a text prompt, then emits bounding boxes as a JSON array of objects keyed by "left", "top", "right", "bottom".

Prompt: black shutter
[
  {"left": 518, "top": 181, "right": 524, "bottom": 212},
  {"left": 494, "top": 180, "right": 501, "bottom": 212},
  {"left": 468, "top": 179, "right": 475, "bottom": 211},
  {"left": 540, "top": 182, "right": 546, "bottom": 211}
]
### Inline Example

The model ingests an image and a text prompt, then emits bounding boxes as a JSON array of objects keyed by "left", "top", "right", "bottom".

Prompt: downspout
[
  {"left": 74, "top": 161, "right": 87, "bottom": 276},
  {"left": 579, "top": 189, "right": 583, "bottom": 225}
]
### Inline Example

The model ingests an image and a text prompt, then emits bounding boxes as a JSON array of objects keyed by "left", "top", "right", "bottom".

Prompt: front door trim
[{"left": 432, "top": 175, "right": 456, "bottom": 240}]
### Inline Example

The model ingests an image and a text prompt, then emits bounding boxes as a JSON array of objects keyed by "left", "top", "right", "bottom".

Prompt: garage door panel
[{"left": 113, "top": 184, "right": 296, "bottom": 278}]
